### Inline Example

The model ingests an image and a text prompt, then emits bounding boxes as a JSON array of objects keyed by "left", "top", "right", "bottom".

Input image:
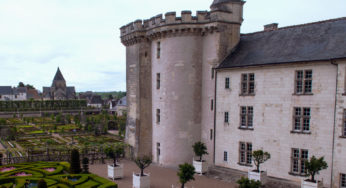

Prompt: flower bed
[{"left": 0, "top": 162, "right": 117, "bottom": 188}]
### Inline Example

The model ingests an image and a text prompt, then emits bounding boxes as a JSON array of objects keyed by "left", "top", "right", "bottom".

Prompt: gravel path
[{"left": 90, "top": 159, "right": 236, "bottom": 188}]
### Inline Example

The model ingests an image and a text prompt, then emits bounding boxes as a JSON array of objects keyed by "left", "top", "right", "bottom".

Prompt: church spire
[{"left": 53, "top": 67, "right": 65, "bottom": 81}]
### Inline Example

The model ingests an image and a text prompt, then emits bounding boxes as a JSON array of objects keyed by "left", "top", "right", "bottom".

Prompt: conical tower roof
[
  {"left": 211, "top": 0, "right": 241, "bottom": 7},
  {"left": 53, "top": 67, "right": 65, "bottom": 81}
]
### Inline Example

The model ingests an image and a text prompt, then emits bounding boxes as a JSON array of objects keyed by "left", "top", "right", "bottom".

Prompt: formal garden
[
  {"left": 0, "top": 111, "right": 126, "bottom": 159},
  {"left": 0, "top": 160, "right": 117, "bottom": 187}
]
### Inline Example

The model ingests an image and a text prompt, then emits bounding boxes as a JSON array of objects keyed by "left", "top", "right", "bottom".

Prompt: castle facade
[{"left": 120, "top": 0, "right": 346, "bottom": 187}]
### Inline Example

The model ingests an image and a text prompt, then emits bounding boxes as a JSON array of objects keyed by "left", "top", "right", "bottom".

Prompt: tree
[
  {"left": 70, "top": 149, "right": 81, "bottom": 174},
  {"left": 252, "top": 150, "right": 271, "bottom": 172},
  {"left": 177, "top": 163, "right": 195, "bottom": 188},
  {"left": 82, "top": 157, "right": 89, "bottom": 173},
  {"left": 134, "top": 155, "right": 152, "bottom": 176},
  {"left": 305, "top": 156, "right": 328, "bottom": 182},
  {"left": 237, "top": 177, "right": 261, "bottom": 188},
  {"left": 105, "top": 143, "right": 124, "bottom": 167},
  {"left": 37, "top": 179, "right": 48, "bottom": 188},
  {"left": 18, "top": 82, "right": 25, "bottom": 87},
  {"left": 192, "top": 142, "right": 208, "bottom": 162}
]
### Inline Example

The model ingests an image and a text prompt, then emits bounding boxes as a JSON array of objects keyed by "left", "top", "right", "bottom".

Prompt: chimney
[{"left": 264, "top": 23, "right": 278, "bottom": 31}]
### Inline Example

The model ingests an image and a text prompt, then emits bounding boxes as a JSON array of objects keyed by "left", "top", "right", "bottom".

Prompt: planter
[
  {"left": 107, "top": 164, "right": 124, "bottom": 180},
  {"left": 248, "top": 170, "right": 268, "bottom": 185},
  {"left": 133, "top": 173, "right": 150, "bottom": 188},
  {"left": 193, "top": 159, "right": 208, "bottom": 174},
  {"left": 301, "top": 180, "right": 323, "bottom": 188}
]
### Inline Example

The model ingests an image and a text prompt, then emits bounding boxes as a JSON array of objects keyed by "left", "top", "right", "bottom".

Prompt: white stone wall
[
  {"left": 332, "top": 60, "right": 346, "bottom": 188},
  {"left": 151, "top": 36, "right": 203, "bottom": 167},
  {"left": 215, "top": 62, "right": 337, "bottom": 187}
]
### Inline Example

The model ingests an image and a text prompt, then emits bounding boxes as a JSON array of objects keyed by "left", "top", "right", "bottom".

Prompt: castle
[
  {"left": 120, "top": 0, "right": 346, "bottom": 187},
  {"left": 42, "top": 68, "right": 76, "bottom": 100}
]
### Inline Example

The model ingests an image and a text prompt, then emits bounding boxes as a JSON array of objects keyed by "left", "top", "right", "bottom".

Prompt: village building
[
  {"left": 42, "top": 68, "right": 76, "bottom": 100},
  {"left": 120, "top": 0, "right": 346, "bottom": 187}
]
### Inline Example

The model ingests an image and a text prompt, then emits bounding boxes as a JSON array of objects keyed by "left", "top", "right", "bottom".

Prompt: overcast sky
[{"left": 0, "top": 0, "right": 345, "bottom": 92}]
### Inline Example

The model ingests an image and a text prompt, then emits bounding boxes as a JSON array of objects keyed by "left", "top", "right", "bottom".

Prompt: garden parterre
[{"left": 0, "top": 162, "right": 117, "bottom": 188}]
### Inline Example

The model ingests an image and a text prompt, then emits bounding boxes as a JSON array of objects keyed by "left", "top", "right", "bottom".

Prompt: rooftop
[{"left": 218, "top": 17, "right": 346, "bottom": 69}]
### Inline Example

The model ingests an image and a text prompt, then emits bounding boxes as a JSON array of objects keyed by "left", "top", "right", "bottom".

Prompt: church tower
[
  {"left": 52, "top": 67, "right": 67, "bottom": 100},
  {"left": 121, "top": 0, "right": 245, "bottom": 166}
]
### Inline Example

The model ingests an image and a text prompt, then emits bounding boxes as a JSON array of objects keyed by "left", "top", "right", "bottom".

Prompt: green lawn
[{"left": 0, "top": 162, "right": 117, "bottom": 188}]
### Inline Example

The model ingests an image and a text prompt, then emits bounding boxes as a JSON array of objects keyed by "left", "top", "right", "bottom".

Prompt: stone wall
[{"left": 215, "top": 61, "right": 337, "bottom": 187}]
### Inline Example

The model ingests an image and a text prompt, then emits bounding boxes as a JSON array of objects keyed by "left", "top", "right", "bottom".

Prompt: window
[
  {"left": 239, "top": 142, "right": 252, "bottom": 165},
  {"left": 211, "top": 99, "right": 214, "bottom": 111},
  {"left": 211, "top": 68, "right": 214, "bottom": 79},
  {"left": 157, "top": 143, "right": 161, "bottom": 156},
  {"left": 225, "top": 77, "right": 230, "bottom": 89},
  {"left": 156, "top": 109, "right": 160, "bottom": 124},
  {"left": 241, "top": 73, "right": 255, "bottom": 95},
  {"left": 291, "top": 149, "right": 308, "bottom": 175},
  {"left": 341, "top": 174, "right": 346, "bottom": 188},
  {"left": 295, "top": 70, "right": 313, "bottom": 94},
  {"left": 224, "top": 112, "right": 229, "bottom": 123},
  {"left": 156, "top": 73, "right": 160, "bottom": 89},
  {"left": 210, "top": 129, "right": 213, "bottom": 140},
  {"left": 343, "top": 110, "right": 346, "bottom": 137},
  {"left": 157, "top": 42, "right": 161, "bottom": 59},
  {"left": 240, "top": 106, "right": 253, "bottom": 129},
  {"left": 293, "top": 107, "right": 311, "bottom": 133},
  {"left": 224, "top": 151, "right": 228, "bottom": 162}
]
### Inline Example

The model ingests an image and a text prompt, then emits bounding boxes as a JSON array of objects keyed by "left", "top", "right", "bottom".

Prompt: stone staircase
[{"left": 206, "top": 166, "right": 300, "bottom": 188}]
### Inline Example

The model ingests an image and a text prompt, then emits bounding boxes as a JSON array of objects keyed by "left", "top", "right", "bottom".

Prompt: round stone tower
[{"left": 120, "top": 0, "right": 245, "bottom": 167}]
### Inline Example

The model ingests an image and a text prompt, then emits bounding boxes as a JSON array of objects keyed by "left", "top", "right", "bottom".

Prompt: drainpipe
[
  {"left": 331, "top": 59, "right": 338, "bottom": 187},
  {"left": 213, "top": 68, "right": 218, "bottom": 164}
]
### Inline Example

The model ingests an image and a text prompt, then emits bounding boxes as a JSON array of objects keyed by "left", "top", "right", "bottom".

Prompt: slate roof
[
  {"left": 218, "top": 17, "right": 346, "bottom": 69},
  {"left": 117, "top": 96, "right": 127, "bottom": 106},
  {"left": 53, "top": 68, "right": 65, "bottom": 81},
  {"left": 90, "top": 95, "right": 103, "bottom": 104},
  {"left": 211, "top": 0, "right": 241, "bottom": 6},
  {"left": 0, "top": 86, "right": 12, "bottom": 95},
  {"left": 13, "top": 87, "right": 27, "bottom": 95}
]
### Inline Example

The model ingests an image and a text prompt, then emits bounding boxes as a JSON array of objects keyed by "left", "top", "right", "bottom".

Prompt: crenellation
[
  {"left": 165, "top": 12, "right": 176, "bottom": 24},
  {"left": 181, "top": 11, "right": 192, "bottom": 23},
  {"left": 134, "top": 20, "right": 143, "bottom": 30},
  {"left": 197, "top": 11, "right": 208, "bottom": 21}
]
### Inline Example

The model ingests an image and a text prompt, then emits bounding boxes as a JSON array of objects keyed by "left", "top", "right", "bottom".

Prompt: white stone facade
[{"left": 120, "top": 0, "right": 346, "bottom": 187}]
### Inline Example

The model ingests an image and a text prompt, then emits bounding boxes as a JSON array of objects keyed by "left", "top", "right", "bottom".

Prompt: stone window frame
[
  {"left": 157, "top": 41, "right": 161, "bottom": 59},
  {"left": 224, "top": 112, "right": 229, "bottom": 123},
  {"left": 291, "top": 107, "right": 311, "bottom": 134},
  {"left": 239, "top": 106, "right": 254, "bottom": 130},
  {"left": 156, "top": 109, "right": 160, "bottom": 124},
  {"left": 290, "top": 148, "right": 308, "bottom": 176},
  {"left": 238, "top": 142, "right": 252, "bottom": 166},
  {"left": 225, "top": 77, "right": 230, "bottom": 89},
  {"left": 156, "top": 73, "right": 160, "bottom": 90},
  {"left": 224, "top": 151, "right": 228, "bottom": 162},
  {"left": 294, "top": 70, "right": 313, "bottom": 95},
  {"left": 340, "top": 173, "right": 346, "bottom": 188},
  {"left": 240, "top": 73, "right": 255, "bottom": 96}
]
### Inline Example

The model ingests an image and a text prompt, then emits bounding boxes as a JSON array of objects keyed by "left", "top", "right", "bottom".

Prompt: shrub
[
  {"left": 37, "top": 179, "right": 48, "bottom": 188},
  {"left": 70, "top": 149, "right": 81, "bottom": 174},
  {"left": 237, "top": 177, "right": 261, "bottom": 188},
  {"left": 134, "top": 155, "right": 152, "bottom": 177},
  {"left": 192, "top": 142, "right": 208, "bottom": 162},
  {"left": 177, "top": 163, "right": 195, "bottom": 188},
  {"left": 305, "top": 156, "right": 328, "bottom": 182},
  {"left": 104, "top": 143, "right": 124, "bottom": 167},
  {"left": 252, "top": 150, "right": 270, "bottom": 172},
  {"left": 82, "top": 157, "right": 89, "bottom": 173}
]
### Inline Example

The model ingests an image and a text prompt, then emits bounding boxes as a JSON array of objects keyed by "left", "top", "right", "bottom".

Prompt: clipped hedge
[{"left": 0, "top": 162, "right": 117, "bottom": 188}]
